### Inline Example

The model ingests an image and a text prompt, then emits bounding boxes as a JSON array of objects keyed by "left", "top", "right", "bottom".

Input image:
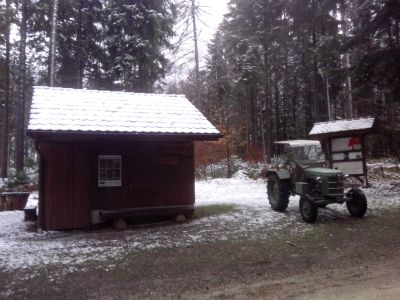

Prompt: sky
[
  {"left": 197, "top": 0, "right": 229, "bottom": 55},
  {"left": 166, "top": 0, "right": 229, "bottom": 83}
]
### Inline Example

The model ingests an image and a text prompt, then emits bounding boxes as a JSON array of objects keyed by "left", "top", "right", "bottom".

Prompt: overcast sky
[{"left": 197, "top": 0, "right": 229, "bottom": 52}]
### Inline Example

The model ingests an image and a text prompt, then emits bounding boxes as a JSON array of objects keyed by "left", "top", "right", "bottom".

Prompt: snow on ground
[{"left": 0, "top": 175, "right": 399, "bottom": 284}]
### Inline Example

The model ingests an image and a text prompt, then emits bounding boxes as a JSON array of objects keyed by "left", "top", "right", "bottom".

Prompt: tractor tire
[
  {"left": 267, "top": 174, "right": 290, "bottom": 212},
  {"left": 299, "top": 195, "right": 318, "bottom": 223},
  {"left": 346, "top": 188, "right": 367, "bottom": 218}
]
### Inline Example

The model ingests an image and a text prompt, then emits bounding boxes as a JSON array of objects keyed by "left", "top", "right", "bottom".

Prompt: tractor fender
[{"left": 266, "top": 169, "right": 291, "bottom": 180}]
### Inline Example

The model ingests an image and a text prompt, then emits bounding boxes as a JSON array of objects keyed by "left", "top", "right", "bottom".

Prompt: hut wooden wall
[
  {"left": 92, "top": 141, "right": 194, "bottom": 210},
  {"left": 39, "top": 140, "right": 194, "bottom": 230}
]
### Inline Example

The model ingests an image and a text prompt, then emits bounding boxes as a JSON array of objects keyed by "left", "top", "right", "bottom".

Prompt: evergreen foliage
[
  {"left": 180, "top": 0, "right": 400, "bottom": 161},
  {"left": 0, "top": 0, "right": 399, "bottom": 178},
  {"left": 0, "top": 0, "right": 177, "bottom": 177}
]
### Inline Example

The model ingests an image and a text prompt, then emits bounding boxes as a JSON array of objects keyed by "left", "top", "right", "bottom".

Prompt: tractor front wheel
[
  {"left": 346, "top": 188, "right": 367, "bottom": 218},
  {"left": 299, "top": 195, "right": 318, "bottom": 223}
]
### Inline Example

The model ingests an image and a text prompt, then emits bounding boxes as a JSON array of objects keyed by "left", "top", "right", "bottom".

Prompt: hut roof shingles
[
  {"left": 28, "top": 86, "right": 221, "bottom": 137},
  {"left": 309, "top": 117, "right": 375, "bottom": 136}
]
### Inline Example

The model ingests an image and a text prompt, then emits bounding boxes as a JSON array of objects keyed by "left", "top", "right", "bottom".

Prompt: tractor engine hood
[{"left": 305, "top": 167, "right": 344, "bottom": 178}]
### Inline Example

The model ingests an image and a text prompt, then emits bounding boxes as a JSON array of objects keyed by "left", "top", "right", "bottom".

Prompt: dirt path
[
  {"left": 177, "top": 211, "right": 400, "bottom": 300},
  {"left": 196, "top": 257, "right": 400, "bottom": 300}
]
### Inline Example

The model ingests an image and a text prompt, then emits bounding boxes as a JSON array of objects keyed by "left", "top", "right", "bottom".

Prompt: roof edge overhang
[
  {"left": 27, "top": 130, "right": 223, "bottom": 142},
  {"left": 309, "top": 117, "right": 377, "bottom": 138},
  {"left": 274, "top": 140, "right": 321, "bottom": 146},
  {"left": 309, "top": 128, "right": 375, "bottom": 139}
]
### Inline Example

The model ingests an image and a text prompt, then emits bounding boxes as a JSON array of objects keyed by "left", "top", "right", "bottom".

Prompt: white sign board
[
  {"left": 332, "top": 161, "right": 364, "bottom": 175},
  {"left": 332, "top": 152, "right": 362, "bottom": 161},
  {"left": 331, "top": 136, "right": 364, "bottom": 175},
  {"left": 331, "top": 137, "right": 362, "bottom": 151}
]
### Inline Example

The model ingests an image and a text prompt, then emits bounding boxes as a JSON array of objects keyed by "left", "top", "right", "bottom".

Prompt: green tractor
[{"left": 266, "top": 140, "right": 367, "bottom": 223}]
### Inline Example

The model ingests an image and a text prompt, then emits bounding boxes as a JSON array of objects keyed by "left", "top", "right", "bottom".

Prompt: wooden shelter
[
  {"left": 28, "top": 87, "right": 222, "bottom": 230},
  {"left": 309, "top": 117, "right": 376, "bottom": 186}
]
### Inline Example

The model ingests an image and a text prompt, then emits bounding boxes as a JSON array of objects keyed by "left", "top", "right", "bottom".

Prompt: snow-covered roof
[
  {"left": 28, "top": 86, "right": 221, "bottom": 138},
  {"left": 275, "top": 140, "right": 321, "bottom": 147},
  {"left": 309, "top": 117, "right": 375, "bottom": 136}
]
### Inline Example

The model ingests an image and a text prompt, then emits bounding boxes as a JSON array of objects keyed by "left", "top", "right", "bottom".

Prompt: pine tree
[{"left": 103, "top": 0, "right": 177, "bottom": 92}]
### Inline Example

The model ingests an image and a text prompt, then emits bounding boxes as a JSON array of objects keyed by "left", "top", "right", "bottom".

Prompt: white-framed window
[{"left": 98, "top": 155, "right": 121, "bottom": 187}]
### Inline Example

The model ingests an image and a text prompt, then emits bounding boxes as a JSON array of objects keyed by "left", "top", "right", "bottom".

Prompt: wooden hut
[{"left": 28, "top": 86, "right": 222, "bottom": 230}]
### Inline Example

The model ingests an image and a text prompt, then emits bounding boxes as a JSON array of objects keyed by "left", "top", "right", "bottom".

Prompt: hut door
[
  {"left": 41, "top": 143, "right": 91, "bottom": 230},
  {"left": 129, "top": 143, "right": 159, "bottom": 206}
]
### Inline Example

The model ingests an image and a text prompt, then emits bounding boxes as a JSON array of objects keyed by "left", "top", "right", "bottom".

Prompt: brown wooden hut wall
[
  {"left": 39, "top": 140, "right": 194, "bottom": 230},
  {"left": 92, "top": 141, "right": 194, "bottom": 210}
]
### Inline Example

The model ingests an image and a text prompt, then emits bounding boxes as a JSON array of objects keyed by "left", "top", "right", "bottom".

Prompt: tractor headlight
[
  {"left": 344, "top": 174, "right": 350, "bottom": 180},
  {"left": 316, "top": 177, "right": 323, "bottom": 184}
]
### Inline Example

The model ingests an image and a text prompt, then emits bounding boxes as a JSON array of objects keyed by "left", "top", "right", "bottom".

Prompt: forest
[{"left": 0, "top": 0, "right": 400, "bottom": 180}]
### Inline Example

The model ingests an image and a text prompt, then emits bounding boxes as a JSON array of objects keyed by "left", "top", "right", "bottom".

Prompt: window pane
[
  {"left": 99, "top": 169, "right": 107, "bottom": 180},
  {"left": 106, "top": 159, "right": 112, "bottom": 169},
  {"left": 100, "top": 159, "right": 107, "bottom": 168},
  {"left": 113, "top": 169, "right": 121, "bottom": 180},
  {"left": 113, "top": 160, "right": 120, "bottom": 168},
  {"left": 98, "top": 156, "right": 122, "bottom": 187}
]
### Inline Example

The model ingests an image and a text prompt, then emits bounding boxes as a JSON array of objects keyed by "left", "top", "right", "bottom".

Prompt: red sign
[{"left": 348, "top": 136, "right": 361, "bottom": 150}]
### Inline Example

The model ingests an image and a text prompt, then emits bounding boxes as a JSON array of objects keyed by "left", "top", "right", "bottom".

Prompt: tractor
[{"left": 265, "top": 140, "right": 367, "bottom": 223}]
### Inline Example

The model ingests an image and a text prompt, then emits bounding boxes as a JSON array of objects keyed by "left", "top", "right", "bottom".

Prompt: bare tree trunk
[
  {"left": 48, "top": 0, "right": 59, "bottom": 86},
  {"left": 301, "top": 35, "right": 313, "bottom": 131},
  {"left": 312, "top": 28, "right": 319, "bottom": 122},
  {"left": 249, "top": 85, "right": 257, "bottom": 146},
  {"left": 292, "top": 76, "right": 298, "bottom": 135},
  {"left": 282, "top": 46, "right": 289, "bottom": 140},
  {"left": 262, "top": 0, "right": 272, "bottom": 162},
  {"left": 260, "top": 111, "right": 266, "bottom": 160},
  {"left": 225, "top": 132, "right": 231, "bottom": 177},
  {"left": 342, "top": 0, "right": 353, "bottom": 119},
  {"left": 191, "top": 0, "right": 201, "bottom": 110},
  {"left": 263, "top": 66, "right": 273, "bottom": 162},
  {"left": 245, "top": 87, "right": 249, "bottom": 154},
  {"left": 274, "top": 73, "right": 280, "bottom": 141},
  {"left": 325, "top": 74, "right": 332, "bottom": 121},
  {"left": 1, "top": 0, "right": 11, "bottom": 178},
  {"left": 343, "top": 52, "right": 353, "bottom": 118},
  {"left": 388, "top": 18, "right": 393, "bottom": 48},
  {"left": 16, "top": 0, "right": 28, "bottom": 173},
  {"left": 76, "top": 0, "right": 85, "bottom": 88}
]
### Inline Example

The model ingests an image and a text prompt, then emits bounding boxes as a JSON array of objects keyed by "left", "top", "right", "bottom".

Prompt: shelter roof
[
  {"left": 274, "top": 140, "right": 321, "bottom": 147},
  {"left": 309, "top": 117, "right": 375, "bottom": 137},
  {"left": 28, "top": 86, "right": 222, "bottom": 140}
]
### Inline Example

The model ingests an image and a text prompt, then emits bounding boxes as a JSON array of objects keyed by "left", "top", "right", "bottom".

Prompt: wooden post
[
  {"left": 326, "top": 137, "right": 333, "bottom": 169},
  {"left": 361, "top": 134, "right": 369, "bottom": 187},
  {"left": 37, "top": 142, "right": 44, "bottom": 232}
]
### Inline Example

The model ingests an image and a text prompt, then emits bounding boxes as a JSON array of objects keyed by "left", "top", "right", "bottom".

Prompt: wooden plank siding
[
  {"left": 159, "top": 143, "right": 194, "bottom": 206},
  {"left": 39, "top": 140, "right": 194, "bottom": 230}
]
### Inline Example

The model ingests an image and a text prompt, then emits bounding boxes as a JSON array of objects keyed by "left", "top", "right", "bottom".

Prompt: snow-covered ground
[{"left": 0, "top": 176, "right": 399, "bottom": 285}]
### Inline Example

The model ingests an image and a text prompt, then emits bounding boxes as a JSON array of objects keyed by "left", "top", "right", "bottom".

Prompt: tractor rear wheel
[{"left": 267, "top": 174, "right": 290, "bottom": 212}]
